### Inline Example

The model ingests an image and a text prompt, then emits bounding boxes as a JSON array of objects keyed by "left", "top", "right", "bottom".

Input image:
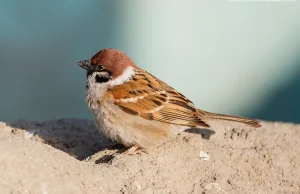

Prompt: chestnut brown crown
[
  {"left": 78, "top": 48, "right": 137, "bottom": 78},
  {"left": 92, "top": 48, "right": 137, "bottom": 78}
]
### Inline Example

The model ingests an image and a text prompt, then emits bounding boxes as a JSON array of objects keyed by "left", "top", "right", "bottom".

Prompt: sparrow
[{"left": 78, "top": 48, "right": 261, "bottom": 153}]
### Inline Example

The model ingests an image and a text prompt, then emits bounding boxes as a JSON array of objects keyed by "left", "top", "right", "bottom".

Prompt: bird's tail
[{"left": 203, "top": 111, "right": 261, "bottom": 128}]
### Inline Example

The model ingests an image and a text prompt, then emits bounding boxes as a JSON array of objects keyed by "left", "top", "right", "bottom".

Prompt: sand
[{"left": 0, "top": 119, "right": 299, "bottom": 194}]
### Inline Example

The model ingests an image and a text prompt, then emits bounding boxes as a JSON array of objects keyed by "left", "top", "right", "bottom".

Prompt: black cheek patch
[{"left": 95, "top": 74, "right": 110, "bottom": 83}]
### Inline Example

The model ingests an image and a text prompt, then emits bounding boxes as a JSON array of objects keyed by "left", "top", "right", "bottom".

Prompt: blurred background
[{"left": 1, "top": 0, "right": 300, "bottom": 123}]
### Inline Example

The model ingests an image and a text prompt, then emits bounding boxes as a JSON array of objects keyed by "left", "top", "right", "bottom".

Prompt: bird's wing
[{"left": 111, "top": 69, "right": 210, "bottom": 128}]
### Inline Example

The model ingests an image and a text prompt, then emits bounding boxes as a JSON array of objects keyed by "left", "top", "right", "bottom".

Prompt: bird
[{"left": 78, "top": 48, "right": 261, "bottom": 154}]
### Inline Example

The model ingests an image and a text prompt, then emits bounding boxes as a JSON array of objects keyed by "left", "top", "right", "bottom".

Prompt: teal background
[{"left": 1, "top": 1, "right": 300, "bottom": 123}]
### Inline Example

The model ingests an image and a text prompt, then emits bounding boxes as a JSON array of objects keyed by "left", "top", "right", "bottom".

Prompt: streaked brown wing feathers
[{"left": 112, "top": 69, "right": 210, "bottom": 128}]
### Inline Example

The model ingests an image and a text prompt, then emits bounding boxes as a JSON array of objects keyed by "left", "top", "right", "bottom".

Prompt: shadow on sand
[{"left": 7, "top": 119, "right": 215, "bottom": 162}]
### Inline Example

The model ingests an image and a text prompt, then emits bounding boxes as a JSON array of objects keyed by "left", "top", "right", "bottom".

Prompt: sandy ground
[{"left": 0, "top": 119, "right": 299, "bottom": 194}]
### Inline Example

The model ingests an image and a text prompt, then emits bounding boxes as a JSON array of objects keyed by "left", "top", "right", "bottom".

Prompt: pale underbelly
[{"left": 90, "top": 102, "right": 186, "bottom": 148}]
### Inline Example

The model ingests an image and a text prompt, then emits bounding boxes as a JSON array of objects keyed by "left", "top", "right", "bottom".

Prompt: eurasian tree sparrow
[{"left": 78, "top": 48, "right": 261, "bottom": 153}]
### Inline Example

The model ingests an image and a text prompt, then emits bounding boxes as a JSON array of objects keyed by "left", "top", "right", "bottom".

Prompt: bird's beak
[{"left": 77, "top": 60, "right": 94, "bottom": 71}]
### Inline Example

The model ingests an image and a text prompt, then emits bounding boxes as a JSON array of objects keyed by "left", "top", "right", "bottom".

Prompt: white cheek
[
  {"left": 85, "top": 66, "right": 136, "bottom": 105},
  {"left": 86, "top": 73, "right": 110, "bottom": 103}
]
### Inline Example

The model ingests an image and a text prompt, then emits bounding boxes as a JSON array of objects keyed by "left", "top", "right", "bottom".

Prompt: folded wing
[{"left": 111, "top": 69, "right": 210, "bottom": 128}]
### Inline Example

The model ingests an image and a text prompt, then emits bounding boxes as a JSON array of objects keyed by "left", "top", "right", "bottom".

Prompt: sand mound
[{"left": 0, "top": 119, "right": 299, "bottom": 193}]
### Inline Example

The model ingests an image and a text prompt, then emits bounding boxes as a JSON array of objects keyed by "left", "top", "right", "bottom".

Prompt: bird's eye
[{"left": 96, "top": 65, "right": 104, "bottom": 71}]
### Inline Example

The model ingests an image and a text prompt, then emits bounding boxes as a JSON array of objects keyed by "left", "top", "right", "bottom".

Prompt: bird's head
[{"left": 78, "top": 48, "right": 137, "bottom": 84}]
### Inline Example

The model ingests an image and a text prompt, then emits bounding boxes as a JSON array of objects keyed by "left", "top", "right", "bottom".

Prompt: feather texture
[
  {"left": 112, "top": 69, "right": 210, "bottom": 128},
  {"left": 82, "top": 48, "right": 261, "bottom": 149},
  {"left": 111, "top": 68, "right": 261, "bottom": 129}
]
